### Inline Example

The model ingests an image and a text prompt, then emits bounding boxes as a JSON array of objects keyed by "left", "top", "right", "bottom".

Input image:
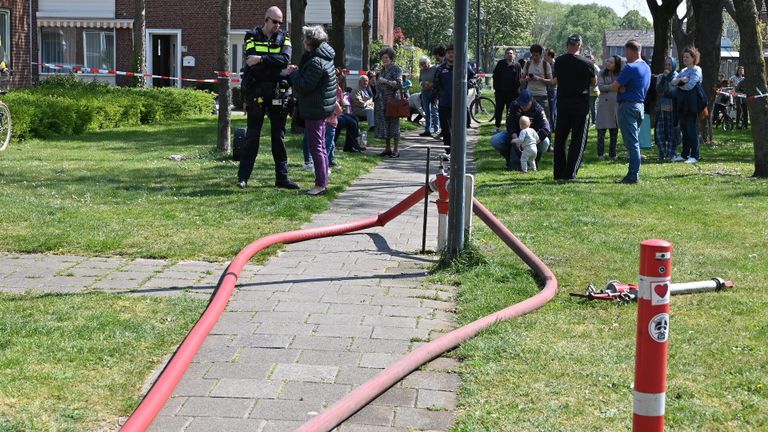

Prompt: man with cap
[
  {"left": 489, "top": 89, "right": 551, "bottom": 170},
  {"left": 431, "top": 43, "right": 476, "bottom": 154},
  {"left": 612, "top": 39, "right": 651, "bottom": 184},
  {"left": 552, "top": 34, "right": 596, "bottom": 180}
]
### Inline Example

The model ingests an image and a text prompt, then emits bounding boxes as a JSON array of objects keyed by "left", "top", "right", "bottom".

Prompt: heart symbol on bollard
[{"left": 654, "top": 283, "right": 669, "bottom": 298}]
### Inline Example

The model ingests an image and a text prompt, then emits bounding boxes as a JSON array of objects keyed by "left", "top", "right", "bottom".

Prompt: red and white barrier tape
[{"left": 34, "top": 61, "right": 241, "bottom": 84}]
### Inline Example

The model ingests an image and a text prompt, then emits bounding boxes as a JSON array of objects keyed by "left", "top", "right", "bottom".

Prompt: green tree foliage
[
  {"left": 471, "top": 0, "right": 535, "bottom": 70},
  {"left": 532, "top": 1, "right": 572, "bottom": 48},
  {"left": 394, "top": 0, "right": 454, "bottom": 53},
  {"left": 620, "top": 9, "right": 653, "bottom": 29},
  {"left": 554, "top": 3, "right": 621, "bottom": 56}
]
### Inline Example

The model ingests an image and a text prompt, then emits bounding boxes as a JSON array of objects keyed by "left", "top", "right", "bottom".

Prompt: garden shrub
[{"left": 0, "top": 75, "right": 215, "bottom": 139}]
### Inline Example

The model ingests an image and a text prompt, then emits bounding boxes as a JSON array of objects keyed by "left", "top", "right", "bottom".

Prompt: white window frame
[
  {"left": 82, "top": 29, "right": 116, "bottom": 71},
  {"left": 0, "top": 9, "right": 11, "bottom": 66},
  {"left": 230, "top": 30, "right": 246, "bottom": 87},
  {"left": 146, "top": 28, "right": 182, "bottom": 88}
]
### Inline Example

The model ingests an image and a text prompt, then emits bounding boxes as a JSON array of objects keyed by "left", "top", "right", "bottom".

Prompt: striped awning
[{"left": 37, "top": 18, "right": 133, "bottom": 29}]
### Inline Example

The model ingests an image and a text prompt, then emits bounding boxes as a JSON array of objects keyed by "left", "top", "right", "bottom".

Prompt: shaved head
[{"left": 265, "top": 6, "right": 283, "bottom": 19}]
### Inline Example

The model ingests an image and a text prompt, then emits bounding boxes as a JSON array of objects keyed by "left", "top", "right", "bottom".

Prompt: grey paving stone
[
  {"left": 184, "top": 417, "right": 266, "bottom": 432},
  {"left": 274, "top": 301, "right": 329, "bottom": 313},
  {"left": 279, "top": 382, "right": 351, "bottom": 404},
  {"left": 177, "top": 397, "right": 254, "bottom": 418},
  {"left": 289, "top": 335, "right": 351, "bottom": 351},
  {"left": 233, "top": 334, "right": 293, "bottom": 349},
  {"left": 421, "top": 299, "right": 456, "bottom": 311},
  {"left": 260, "top": 420, "right": 305, "bottom": 432},
  {"left": 306, "top": 313, "right": 362, "bottom": 326},
  {"left": 359, "top": 352, "right": 402, "bottom": 369},
  {"left": 401, "top": 371, "right": 461, "bottom": 391},
  {"left": 387, "top": 287, "right": 439, "bottom": 299},
  {"left": 315, "top": 324, "right": 373, "bottom": 338},
  {"left": 237, "top": 348, "right": 301, "bottom": 365},
  {"left": 142, "top": 278, "right": 196, "bottom": 289},
  {"left": 79, "top": 257, "right": 129, "bottom": 269},
  {"left": 91, "top": 278, "right": 143, "bottom": 290},
  {"left": 157, "top": 396, "right": 187, "bottom": 416},
  {"left": 270, "top": 363, "right": 338, "bottom": 383},
  {"left": 393, "top": 407, "right": 456, "bottom": 430},
  {"left": 338, "top": 424, "right": 408, "bottom": 432},
  {"left": 250, "top": 399, "right": 325, "bottom": 421},
  {"left": 363, "top": 315, "right": 418, "bottom": 329},
  {"left": 44, "top": 276, "right": 98, "bottom": 288},
  {"left": 349, "top": 338, "right": 411, "bottom": 354},
  {"left": 227, "top": 300, "right": 278, "bottom": 312},
  {"left": 270, "top": 290, "right": 326, "bottom": 302},
  {"left": 204, "top": 362, "right": 272, "bottom": 380},
  {"left": 297, "top": 350, "right": 361, "bottom": 367},
  {"left": 210, "top": 378, "right": 282, "bottom": 398},
  {"left": 335, "top": 285, "right": 388, "bottom": 296},
  {"left": 254, "top": 322, "right": 315, "bottom": 336},
  {"left": 416, "top": 389, "right": 458, "bottom": 409},
  {"left": 369, "top": 387, "right": 418, "bottom": 407},
  {"left": 147, "top": 416, "right": 191, "bottom": 432},
  {"left": 422, "top": 357, "right": 460, "bottom": 372},
  {"left": 334, "top": 366, "right": 381, "bottom": 385},
  {"left": 326, "top": 304, "right": 381, "bottom": 315},
  {"left": 371, "top": 326, "right": 430, "bottom": 341},
  {"left": 417, "top": 318, "right": 455, "bottom": 331},
  {"left": 346, "top": 404, "right": 395, "bottom": 426},
  {"left": 171, "top": 377, "right": 217, "bottom": 397}
]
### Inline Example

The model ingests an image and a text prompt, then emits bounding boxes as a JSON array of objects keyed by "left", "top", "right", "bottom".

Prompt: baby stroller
[{"left": 712, "top": 87, "right": 736, "bottom": 131}]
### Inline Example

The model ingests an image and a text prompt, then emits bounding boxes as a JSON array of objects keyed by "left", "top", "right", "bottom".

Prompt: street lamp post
[{"left": 476, "top": 0, "right": 481, "bottom": 71}]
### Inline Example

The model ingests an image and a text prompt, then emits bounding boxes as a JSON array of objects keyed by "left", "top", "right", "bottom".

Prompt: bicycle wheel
[
  {"left": 470, "top": 96, "right": 496, "bottom": 123},
  {"left": 0, "top": 101, "right": 10, "bottom": 152},
  {"left": 722, "top": 116, "right": 734, "bottom": 132}
]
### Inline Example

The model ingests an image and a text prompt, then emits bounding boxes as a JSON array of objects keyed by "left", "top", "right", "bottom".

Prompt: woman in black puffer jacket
[{"left": 289, "top": 25, "right": 338, "bottom": 196}]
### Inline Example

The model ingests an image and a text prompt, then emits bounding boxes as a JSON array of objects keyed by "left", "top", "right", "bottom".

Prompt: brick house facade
[
  {"left": 9, "top": 0, "right": 394, "bottom": 88},
  {"left": 0, "top": 0, "right": 34, "bottom": 87}
]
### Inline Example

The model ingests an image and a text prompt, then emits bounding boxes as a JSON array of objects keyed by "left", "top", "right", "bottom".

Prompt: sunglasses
[{"left": 267, "top": 17, "right": 283, "bottom": 25}]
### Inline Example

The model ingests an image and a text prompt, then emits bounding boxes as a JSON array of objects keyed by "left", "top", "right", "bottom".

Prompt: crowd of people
[
  {"left": 487, "top": 32, "right": 733, "bottom": 183},
  {"left": 236, "top": 7, "right": 739, "bottom": 193}
]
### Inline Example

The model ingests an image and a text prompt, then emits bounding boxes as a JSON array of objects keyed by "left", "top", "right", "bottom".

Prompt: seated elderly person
[
  {"left": 352, "top": 75, "right": 376, "bottom": 130},
  {"left": 490, "top": 90, "right": 551, "bottom": 170}
]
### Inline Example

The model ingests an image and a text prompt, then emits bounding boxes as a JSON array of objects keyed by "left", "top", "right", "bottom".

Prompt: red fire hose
[
  {"left": 121, "top": 186, "right": 430, "bottom": 432},
  {"left": 294, "top": 197, "right": 558, "bottom": 432}
]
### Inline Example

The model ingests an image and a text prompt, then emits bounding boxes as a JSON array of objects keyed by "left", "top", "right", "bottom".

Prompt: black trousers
[
  {"left": 238, "top": 96, "right": 289, "bottom": 183},
  {"left": 439, "top": 105, "right": 452, "bottom": 154},
  {"left": 494, "top": 92, "right": 515, "bottom": 128},
  {"left": 553, "top": 102, "right": 590, "bottom": 180}
]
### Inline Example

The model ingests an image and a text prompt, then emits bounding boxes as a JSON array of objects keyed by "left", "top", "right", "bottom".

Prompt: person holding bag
[
  {"left": 374, "top": 47, "right": 403, "bottom": 158},
  {"left": 672, "top": 47, "right": 703, "bottom": 164}
]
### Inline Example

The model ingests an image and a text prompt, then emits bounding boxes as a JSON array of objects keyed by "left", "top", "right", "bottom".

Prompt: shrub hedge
[{"left": 0, "top": 75, "right": 216, "bottom": 139}]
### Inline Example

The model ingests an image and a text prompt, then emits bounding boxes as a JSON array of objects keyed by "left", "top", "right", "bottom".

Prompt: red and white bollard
[
  {"left": 433, "top": 171, "right": 450, "bottom": 250},
  {"left": 633, "top": 239, "right": 673, "bottom": 431}
]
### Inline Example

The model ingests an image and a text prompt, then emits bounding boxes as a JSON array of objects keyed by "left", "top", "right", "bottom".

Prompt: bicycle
[
  {"left": 0, "top": 67, "right": 12, "bottom": 152},
  {"left": 468, "top": 78, "right": 495, "bottom": 124},
  {"left": 712, "top": 88, "right": 735, "bottom": 132}
]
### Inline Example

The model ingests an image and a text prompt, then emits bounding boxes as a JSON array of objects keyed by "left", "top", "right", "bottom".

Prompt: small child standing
[{"left": 511, "top": 116, "right": 540, "bottom": 172}]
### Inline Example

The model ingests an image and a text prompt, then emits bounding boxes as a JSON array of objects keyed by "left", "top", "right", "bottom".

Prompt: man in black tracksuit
[
  {"left": 237, "top": 6, "right": 299, "bottom": 189},
  {"left": 552, "top": 34, "right": 596, "bottom": 181},
  {"left": 492, "top": 47, "right": 522, "bottom": 131}
]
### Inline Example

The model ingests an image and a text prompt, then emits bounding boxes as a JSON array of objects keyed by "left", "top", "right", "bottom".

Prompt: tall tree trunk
[
  {"left": 730, "top": 0, "right": 768, "bottom": 176},
  {"left": 133, "top": 0, "right": 146, "bottom": 87},
  {"left": 217, "top": 0, "right": 232, "bottom": 154},
  {"left": 672, "top": 0, "right": 696, "bottom": 65},
  {"left": 692, "top": 0, "right": 725, "bottom": 145},
  {"left": 647, "top": 0, "right": 682, "bottom": 73},
  {"left": 290, "top": 0, "right": 307, "bottom": 65},
  {"left": 329, "top": 0, "right": 346, "bottom": 68},
  {"left": 362, "top": 0, "right": 371, "bottom": 70}
]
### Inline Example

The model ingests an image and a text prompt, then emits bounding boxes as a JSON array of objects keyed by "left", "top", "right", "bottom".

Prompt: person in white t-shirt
[{"left": 511, "top": 115, "right": 540, "bottom": 172}]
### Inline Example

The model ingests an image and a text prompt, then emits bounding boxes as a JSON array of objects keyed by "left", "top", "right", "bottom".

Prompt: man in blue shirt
[
  {"left": 432, "top": 44, "right": 475, "bottom": 154},
  {"left": 612, "top": 39, "right": 651, "bottom": 184}
]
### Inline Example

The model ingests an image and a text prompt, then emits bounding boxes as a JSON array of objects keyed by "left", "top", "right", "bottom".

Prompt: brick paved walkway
[{"left": 0, "top": 128, "right": 478, "bottom": 432}]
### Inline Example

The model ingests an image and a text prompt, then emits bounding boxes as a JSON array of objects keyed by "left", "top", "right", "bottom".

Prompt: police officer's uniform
[{"left": 238, "top": 26, "right": 297, "bottom": 188}]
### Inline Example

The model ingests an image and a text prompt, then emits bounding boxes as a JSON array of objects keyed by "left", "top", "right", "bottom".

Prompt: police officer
[{"left": 237, "top": 6, "right": 299, "bottom": 190}]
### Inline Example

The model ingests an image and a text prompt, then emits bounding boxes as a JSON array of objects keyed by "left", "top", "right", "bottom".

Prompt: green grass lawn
[
  {"left": 0, "top": 293, "right": 205, "bottom": 432},
  {"left": 442, "top": 125, "right": 768, "bottom": 431},
  {"left": 0, "top": 115, "right": 382, "bottom": 261}
]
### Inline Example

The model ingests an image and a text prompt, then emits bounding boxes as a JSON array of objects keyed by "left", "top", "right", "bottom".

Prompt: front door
[{"left": 152, "top": 35, "right": 174, "bottom": 87}]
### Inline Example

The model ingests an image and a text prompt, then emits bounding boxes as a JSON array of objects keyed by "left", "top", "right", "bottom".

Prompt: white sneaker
[
  {"left": 671, "top": 155, "right": 685, "bottom": 162},
  {"left": 303, "top": 162, "right": 314, "bottom": 169},
  {"left": 684, "top": 157, "right": 697, "bottom": 164}
]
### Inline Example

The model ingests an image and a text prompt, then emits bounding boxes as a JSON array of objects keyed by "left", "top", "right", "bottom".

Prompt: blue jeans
[
  {"left": 421, "top": 89, "right": 439, "bottom": 133},
  {"left": 680, "top": 113, "right": 699, "bottom": 159},
  {"left": 618, "top": 102, "right": 644, "bottom": 182},
  {"left": 490, "top": 131, "right": 550, "bottom": 169}
]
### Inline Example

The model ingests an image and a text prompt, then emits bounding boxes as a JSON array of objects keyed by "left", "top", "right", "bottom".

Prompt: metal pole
[
  {"left": 446, "top": 0, "right": 469, "bottom": 259},
  {"left": 476, "top": 0, "right": 481, "bottom": 72},
  {"left": 422, "top": 147, "right": 431, "bottom": 253}
]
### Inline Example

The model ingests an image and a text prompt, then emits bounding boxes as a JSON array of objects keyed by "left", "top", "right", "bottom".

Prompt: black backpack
[{"left": 232, "top": 127, "right": 247, "bottom": 161}]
